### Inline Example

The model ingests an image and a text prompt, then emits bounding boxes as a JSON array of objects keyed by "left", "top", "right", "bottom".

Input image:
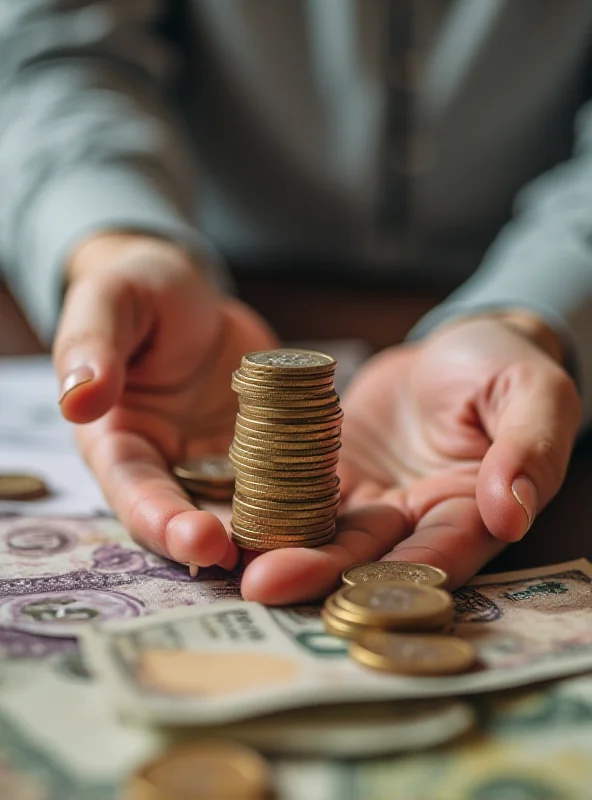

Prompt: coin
[
  {"left": 325, "top": 591, "right": 451, "bottom": 633},
  {"left": 238, "top": 403, "right": 342, "bottom": 420},
  {"left": 0, "top": 474, "right": 49, "bottom": 501},
  {"left": 173, "top": 455, "right": 235, "bottom": 484},
  {"left": 350, "top": 631, "right": 477, "bottom": 676},
  {"left": 242, "top": 349, "right": 336, "bottom": 373},
  {"left": 231, "top": 516, "right": 336, "bottom": 536},
  {"left": 233, "top": 498, "right": 338, "bottom": 521},
  {"left": 333, "top": 582, "right": 453, "bottom": 629},
  {"left": 234, "top": 492, "right": 340, "bottom": 513},
  {"left": 321, "top": 608, "right": 368, "bottom": 640},
  {"left": 233, "top": 431, "right": 341, "bottom": 452},
  {"left": 126, "top": 739, "right": 272, "bottom": 800},
  {"left": 230, "top": 442, "right": 341, "bottom": 465},
  {"left": 236, "top": 413, "right": 343, "bottom": 433},
  {"left": 231, "top": 528, "right": 336, "bottom": 550},
  {"left": 342, "top": 562, "right": 448, "bottom": 589}
]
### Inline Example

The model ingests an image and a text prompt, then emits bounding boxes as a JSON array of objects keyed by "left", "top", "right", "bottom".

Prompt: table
[{"left": 1, "top": 277, "right": 590, "bottom": 573}]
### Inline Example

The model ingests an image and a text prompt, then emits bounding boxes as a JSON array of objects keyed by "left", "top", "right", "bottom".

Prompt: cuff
[{"left": 8, "top": 166, "right": 232, "bottom": 343}]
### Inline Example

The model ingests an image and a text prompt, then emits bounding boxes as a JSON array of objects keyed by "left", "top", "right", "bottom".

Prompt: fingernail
[
  {"left": 511, "top": 475, "right": 538, "bottom": 538},
  {"left": 188, "top": 563, "right": 199, "bottom": 579},
  {"left": 58, "top": 366, "right": 95, "bottom": 404}
]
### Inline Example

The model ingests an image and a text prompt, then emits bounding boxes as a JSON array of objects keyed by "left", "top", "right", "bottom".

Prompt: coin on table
[
  {"left": 350, "top": 631, "right": 477, "bottom": 676},
  {"left": 0, "top": 473, "right": 49, "bottom": 501},
  {"left": 333, "top": 581, "right": 453, "bottom": 630},
  {"left": 126, "top": 739, "right": 272, "bottom": 800},
  {"left": 342, "top": 562, "right": 448, "bottom": 589}
]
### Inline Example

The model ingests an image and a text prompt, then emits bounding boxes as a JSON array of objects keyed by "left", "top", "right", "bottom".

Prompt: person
[{"left": 0, "top": 2, "right": 589, "bottom": 604}]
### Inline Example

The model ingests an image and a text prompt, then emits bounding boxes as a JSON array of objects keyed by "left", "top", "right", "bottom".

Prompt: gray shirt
[{"left": 2, "top": 1, "right": 592, "bottom": 423}]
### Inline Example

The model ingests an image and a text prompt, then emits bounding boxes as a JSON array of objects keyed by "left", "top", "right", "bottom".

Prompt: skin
[{"left": 55, "top": 234, "right": 582, "bottom": 602}]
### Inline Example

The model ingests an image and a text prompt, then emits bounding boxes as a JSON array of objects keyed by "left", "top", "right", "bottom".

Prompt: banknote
[
  {"left": 0, "top": 514, "right": 241, "bottom": 655},
  {"left": 275, "top": 674, "right": 592, "bottom": 800},
  {"left": 81, "top": 559, "right": 592, "bottom": 724}
]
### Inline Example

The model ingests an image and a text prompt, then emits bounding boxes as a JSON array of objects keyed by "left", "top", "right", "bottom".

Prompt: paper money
[
  {"left": 275, "top": 674, "right": 592, "bottom": 800},
  {"left": 82, "top": 559, "right": 592, "bottom": 725},
  {"left": 0, "top": 515, "right": 241, "bottom": 652}
]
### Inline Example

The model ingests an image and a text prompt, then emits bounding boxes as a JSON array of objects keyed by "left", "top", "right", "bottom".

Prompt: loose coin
[
  {"left": 126, "top": 739, "right": 272, "bottom": 800},
  {"left": 350, "top": 631, "right": 477, "bottom": 676},
  {"left": 0, "top": 474, "right": 49, "bottom": 501},
  {"left": 342, "top": 562, "right": 448, "bottom": 589},
  {"left": 334, "top": 582, "right": 453, "bottom": 630},
  {"left": 173, "top": 455, "right": 235, "bottom": 485}
]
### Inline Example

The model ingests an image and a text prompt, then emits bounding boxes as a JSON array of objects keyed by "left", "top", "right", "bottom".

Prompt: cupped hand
[
  {"left": 242, "top": 315, "right": 582, "bottom": 603},
  {"left": 55, "top": 234, "right": 278, "bottom": 570}
]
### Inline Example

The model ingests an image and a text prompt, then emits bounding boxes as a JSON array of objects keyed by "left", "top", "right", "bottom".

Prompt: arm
[
  {"left": 0, "top": 0, "right": 226, "bottom": 341},
  {"left": 409, "top": 100, "right": 592, "bottom": 427}
]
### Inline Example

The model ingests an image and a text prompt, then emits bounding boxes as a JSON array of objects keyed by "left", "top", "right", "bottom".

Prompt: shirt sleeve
[
  {"left": 408, "top": 100, "right": 592, "bottom": 429},
  {"left": 0, "top": 0, "right": 229, "bottom": 343}
]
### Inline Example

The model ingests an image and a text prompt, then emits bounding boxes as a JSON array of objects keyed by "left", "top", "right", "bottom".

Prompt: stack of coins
[
  {"left": 173, "top": 455, "right": 236, "bottom": 503},
  {"left": 229, "top": 349, "right": 342, "bottom": 551},
  {"left": 322, "top": 580, "right": 454, "bottom": 640},
  {"left": 322, "top": 562, "right": 477, "bottom": 676}
]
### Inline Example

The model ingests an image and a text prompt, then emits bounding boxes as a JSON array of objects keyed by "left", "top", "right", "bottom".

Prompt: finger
[
  {"left": 54, "top": 276, "right": 151, "bottom": 423},
  {"left": 241, "top": 503, "right": 410, "bottom": 604},
  {"left": 477, "top": 363, "right": 581, "bottom": 543},
  {"left": 385, "top": 496, "right": 505, "bottom": 589},
  {"left": 81, "top": 425, "right": 231, "bottom": 567}
]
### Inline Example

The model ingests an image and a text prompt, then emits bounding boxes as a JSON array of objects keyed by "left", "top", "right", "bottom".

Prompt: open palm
[{"left": 242, "top": 318, "right": 580, "bottom": 602}]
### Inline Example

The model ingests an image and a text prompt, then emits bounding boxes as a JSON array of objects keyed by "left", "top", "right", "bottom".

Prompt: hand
[
  {"left": 55, "top": 233, "right": 278, "bottom": 570},
  {"left": 241, "top": 315, "right": 581, "bottom": 603}
]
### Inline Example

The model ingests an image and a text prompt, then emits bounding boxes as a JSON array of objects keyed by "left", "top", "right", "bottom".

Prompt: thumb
[
  {"left": 476, "top": 362, "right": 582, "bottom": 543},
  {"left": 54, "top": 275, "right": 150, "bottom": 423}
]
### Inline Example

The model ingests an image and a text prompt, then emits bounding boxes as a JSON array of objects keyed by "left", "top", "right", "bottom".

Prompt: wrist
[
  {"left": 481, "top": 310, "right": 565, "bottom": 365},
  {"left": 432, "top": 309, "right": 566, "bottom": 365},
  {"left": 67, "top": 232, "right": 195, "bottom": 284}
]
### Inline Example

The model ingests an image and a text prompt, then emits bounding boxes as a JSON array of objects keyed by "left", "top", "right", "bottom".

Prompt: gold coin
[
  {"left": 232, "top": 375, "right": 336, "bottom": 401},
  {"left": 231, "top": 515, "right": 336, "bottom": 536},
  {"left": 233, "top": 496, "right": 338, "bottom": 520},
  {"left": 125, "top": 739, "right": 272, "bottom": 800},
  {"left": 236, "top": 413, "right": 343, "bottom": 433},
  {"left": 241, "top": 349, "right": 336, "bottom": 374},
  {"left": 238, "top": 393, "right": 339, "bottom": 411},
  {"left": 234, "top": 422, "right": 342, "bottom": 446},
  {"left": 234, "top": 371, "right": 335, "bottom": 389},
  {"left": 350, "top": 631, "right": 476, "bottom": 676},
  {"left": 321, "top": 608, "right": 368, "bottom": 640},
  {"left": 234, "top": 486, "right": 340, "bottom": 503},
  {"left": 231, "top": 528, "right": 336, "bottom": 550},
  {"left": 238, "top": 403, "right": 342, "bottom": 420},
  {"left": 232, "top": 510, "right": 337, "bottom": 532},
  {"left": 0, "top": 474, "right": 49, "bottom": 501},
  {"left": 230, "top": 442, "right": 341, "bottom": 466},
  {"left": 234, "top": 491, "right": 340, "bottom": 513},
  {"left": 342, "top": 562, "right": 448, "bottom": 589},
  {"left": 233, "top": 430, "right": 341, "bottom": 452},
  {"left": 173, "top": 455, "right": 235, "bottom": 485},
  {"left": 229, "top": 460, "right": 338, "bottom": 481},
  {"left": 334, "top": 582, "right": 453, "bottom": 629}
]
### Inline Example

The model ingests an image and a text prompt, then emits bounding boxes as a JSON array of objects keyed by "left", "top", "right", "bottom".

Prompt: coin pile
[
  {"left": 322, "top": 562, "right": 477, "bottom": 676},
  {"left": 173, "top": 455, "right": 236, "bottom": 503},
  {"left": 228, "top": 349, "right": 342, "bottom": 551},
  {"left": 322, "top": 580, "right": 454, "bottom": 640}
]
